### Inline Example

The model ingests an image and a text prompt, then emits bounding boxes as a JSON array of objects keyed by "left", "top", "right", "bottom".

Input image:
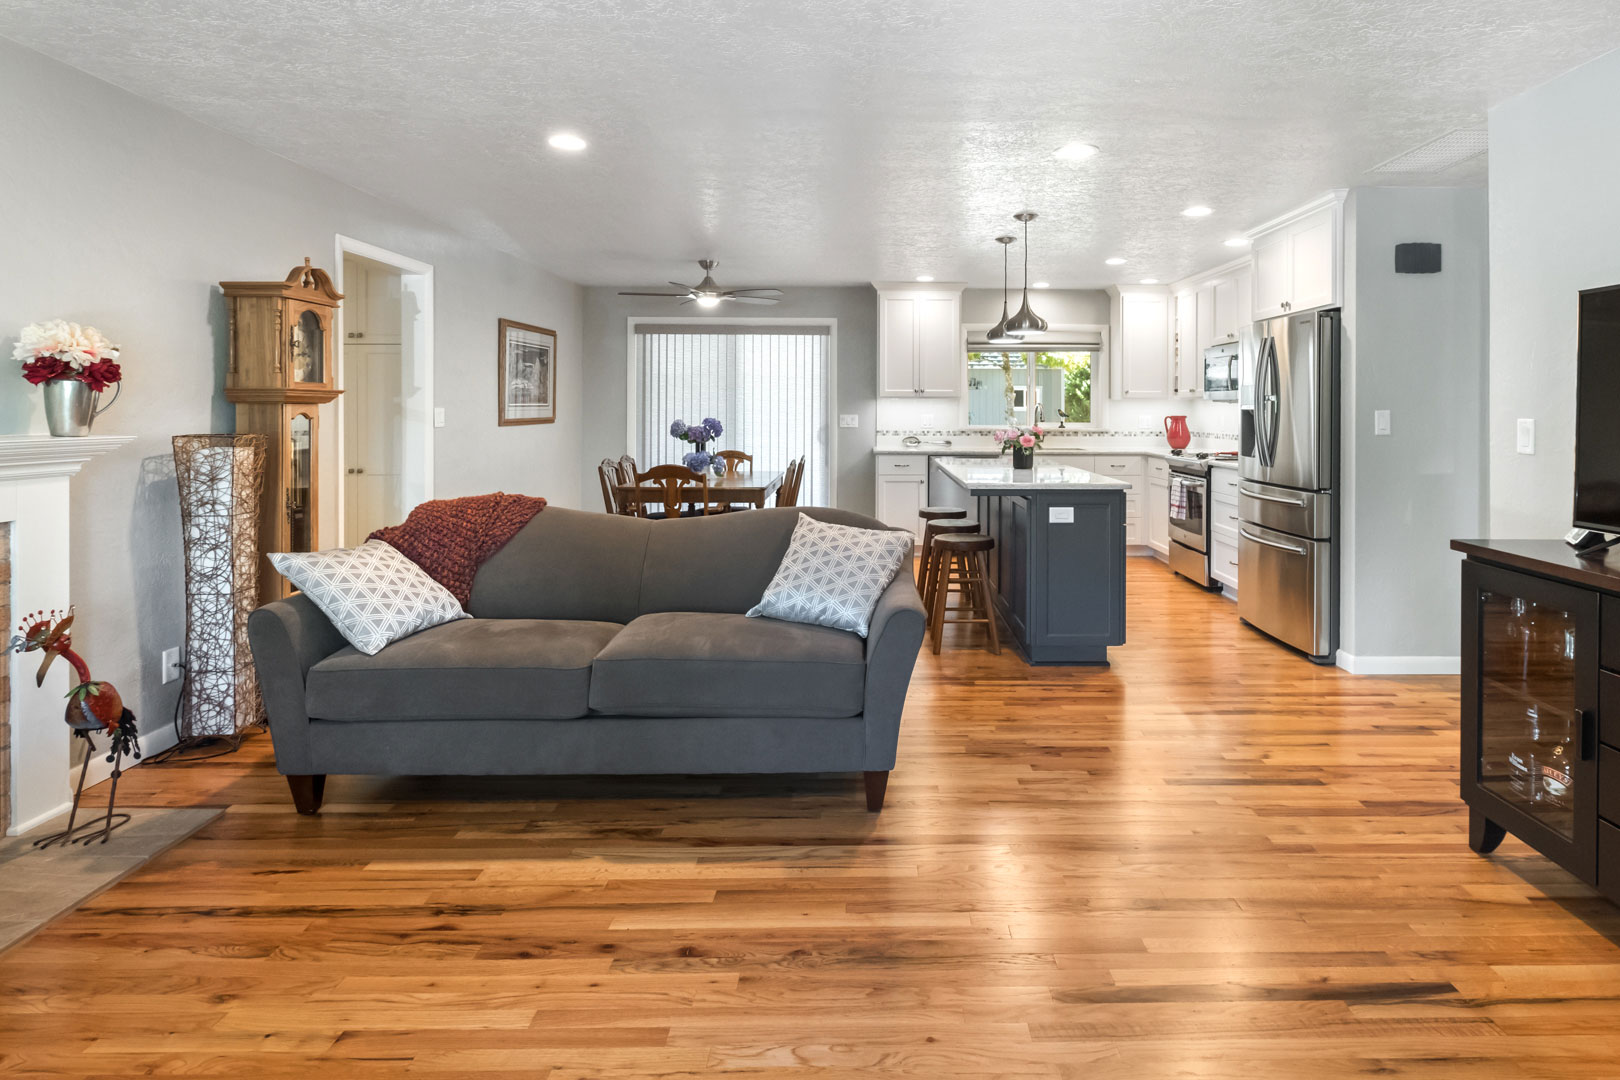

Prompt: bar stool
[
  {"left": 916, "top": 506, "right": 968, "bottom": 589},
  {"left": 928, "top": 533, "right": 1001, "bottom": 656},
  {"left": 921, "top": 520, "right": 983, "bottom": 625}
]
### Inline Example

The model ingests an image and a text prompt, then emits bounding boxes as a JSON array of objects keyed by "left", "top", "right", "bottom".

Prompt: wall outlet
[
  {"left": 433, "top": 407, "right": 446, "bottom": 428},
  {"left": 1373, "top": 409, "right": 1391, "bottom": 436},
  {"left": 1517, "top": 418, "right": 1535, "bottom": 455},
  {"left": 838, "top": 414, "right": 859, "bottom": 429},
  {"left": 160, "top": 646, "right": 183, "bottom": 685}
]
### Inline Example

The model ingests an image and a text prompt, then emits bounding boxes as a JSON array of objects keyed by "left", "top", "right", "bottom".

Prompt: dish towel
[
  {"left": 1169, "top": 476, "right": 1193, "bottom": 519},
  {"left": 368, "top": 492, "right": 547, "bottom": 607}
]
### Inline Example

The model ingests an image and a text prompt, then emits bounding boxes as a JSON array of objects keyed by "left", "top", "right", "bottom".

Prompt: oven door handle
[
  {"left": 1239, "top": 484, "right": 1305, "bottom": 506},
  {"left": 1239, "top": 527, "right": 1308, "bottom": 556}
]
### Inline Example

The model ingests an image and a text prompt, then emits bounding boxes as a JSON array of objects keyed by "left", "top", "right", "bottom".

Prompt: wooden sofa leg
[
  {"left": 863, "top": 771, "right": 889, "bottom": 812},
  {"left": 287, "top": 774, "right": 326, "bottom": 815}
]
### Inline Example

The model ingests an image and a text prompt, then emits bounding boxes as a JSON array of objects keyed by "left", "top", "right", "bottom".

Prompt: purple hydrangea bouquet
[{"left": 670, "top": 416, "right": 726, "bottom": 475}]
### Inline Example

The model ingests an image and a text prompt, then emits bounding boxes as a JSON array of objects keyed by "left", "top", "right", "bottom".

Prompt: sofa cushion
[
  {"left": 468, "top": 507, "right": 650, "bottom": 624},
  {"left": 306, "top": 618, "right": 623, "bottom": 721},
  {"left": 588, "top": 612, "right": 865, "bottom": 719}
]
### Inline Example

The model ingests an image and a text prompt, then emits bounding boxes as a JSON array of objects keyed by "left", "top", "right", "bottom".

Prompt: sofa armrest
[
  {"left": 862, "top": 571, "right": 927, "bottom": 769},
  {"left": 247, "top": 593, "right": 348, "bottom": 775}
]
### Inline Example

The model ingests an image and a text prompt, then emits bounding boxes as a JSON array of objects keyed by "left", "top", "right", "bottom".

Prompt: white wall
[
  {"left": 1339, "top": 186, "right": 1489, "bottom": 670},
  {"left": 580, "top": 287, "right": 877, "bottom": 515},
  {"left": 1488, "top": 46, "right": 1620, "bottom": 537},
  {"left": 0, "top": 38, "right": 584, "bottom": 745}
]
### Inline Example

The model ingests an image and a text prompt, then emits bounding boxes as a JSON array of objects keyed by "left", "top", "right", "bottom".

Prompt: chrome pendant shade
[
  {"left": 986, "top": 235, "right": 1023, "bottom": 345},
  {"left": 1003, "top": 211, "right": 1048, "bottom": 339}
]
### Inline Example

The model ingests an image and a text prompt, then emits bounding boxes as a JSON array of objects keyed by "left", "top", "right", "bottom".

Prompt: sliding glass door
[{"left": 634, "top": 324, "right": 831, "bottom": 505}]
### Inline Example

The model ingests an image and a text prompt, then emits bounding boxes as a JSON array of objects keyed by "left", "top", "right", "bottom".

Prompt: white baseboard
[{"left": 1335, "top": 651, "right": 1460, "bottom": 675}]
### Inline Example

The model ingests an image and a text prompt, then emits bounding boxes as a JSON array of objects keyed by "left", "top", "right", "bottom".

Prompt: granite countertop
[
  {"left": 932, "top": 456, "right": 1131, "bottom": 494},
  {"left": 876, "top": 443, "right": 1240, "bottom": 467}
]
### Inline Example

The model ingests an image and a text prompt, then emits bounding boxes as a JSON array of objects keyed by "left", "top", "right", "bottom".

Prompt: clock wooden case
[{"left": 221, "top": 258, "right": 343, "bottom": 604}]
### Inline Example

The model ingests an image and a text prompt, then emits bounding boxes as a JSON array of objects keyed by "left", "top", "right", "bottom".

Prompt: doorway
[{"left": 334, "top": 238, "right": 434, "bottom": 546}]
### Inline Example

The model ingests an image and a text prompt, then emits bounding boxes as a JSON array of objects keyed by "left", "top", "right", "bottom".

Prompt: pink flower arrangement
[
  {"left": 991, "top": 426, "right": 1047, "bottom": 454},
  {"left": 13, "top": 320, "right": 123, "bottom": 391}
]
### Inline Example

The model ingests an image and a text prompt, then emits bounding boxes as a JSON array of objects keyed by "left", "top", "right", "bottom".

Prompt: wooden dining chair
[
  {"left": 631, "top": 464, "right": 717, "bottom": 519},
  {"left": 618, "top": 454, "right": 638, "bottom": 486},
  {"left": 715, "top": 450, "right": 753, "bottom": 476},
  {"left": 776, "top": 456, "right": 805, "bottom": 507},
  {"left": 610, "top": 458, "right": 640, "bottom": 515},
  {"left": 597, "top": 458, "right": 623, "bottom": 515}
]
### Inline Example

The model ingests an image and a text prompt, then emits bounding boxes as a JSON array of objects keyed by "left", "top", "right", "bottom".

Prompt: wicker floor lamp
[{"left": 163, "top": 434, "right": 269, "bottom": 756}]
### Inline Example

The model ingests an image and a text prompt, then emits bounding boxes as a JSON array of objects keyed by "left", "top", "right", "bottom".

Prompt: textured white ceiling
[{"left": 3, "top": 1, "right": 1618, "bottom": 288}]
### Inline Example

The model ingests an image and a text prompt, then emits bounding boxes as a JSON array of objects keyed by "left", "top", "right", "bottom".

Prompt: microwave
[{"left": 1203, "top": 342, "right": 1240, "bottom": 401}]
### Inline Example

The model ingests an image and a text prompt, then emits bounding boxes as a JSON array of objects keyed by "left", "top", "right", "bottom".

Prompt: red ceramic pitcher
[{"left": 1164, "top": 415, "right": 1190, "bottom": 450}]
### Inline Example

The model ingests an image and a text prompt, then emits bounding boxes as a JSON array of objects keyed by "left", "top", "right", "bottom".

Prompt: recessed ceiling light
[
  {"left": 1182, "top": 205, "right": 1213, "bottom": 218},
  {"left": 1105, "top": 257, "right": 1126, "bottom": 266},
  {"left": 1054, "top": 142, "right": 1099, "bottom": 161},
  {"left": 1223, "top": 236, "right": 1251, "bottom": 248},
  {"left": 1139, "top": 278, "right": 1159, "bottom": 285},
  {"left": 915, "top": 275, "right": 934, "bottom": 282},
  {"left": 1032, "top": 281, "right": 1050, "bottom": 289},
  {"left": 547, "top": 132, "right": 587, "bottom": 152}
]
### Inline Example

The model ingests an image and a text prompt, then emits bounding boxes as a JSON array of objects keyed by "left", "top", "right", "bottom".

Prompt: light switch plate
[
  {"left": 433, "top": 407, "right": 446, "bottom": 428},
  {"left": 160, "top": 646, "right": 182, "bottom": 684},
  {"left": 1517, "top": 418, "right": 1535, "bottom": 455},
  {"left": 838, "top": 414, "right": 859, "bottom": 428},
  {"left": 1373, "top": 409, "right": 1390, "bottom": 436},
  {"left": 1048, "top": 506, "right": 1074, "bottom": 524}
]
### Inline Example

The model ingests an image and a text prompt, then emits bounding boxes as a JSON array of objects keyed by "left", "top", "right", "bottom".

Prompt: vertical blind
[{"left": 635, "top": 324, "right": 830, "bottom": 506}]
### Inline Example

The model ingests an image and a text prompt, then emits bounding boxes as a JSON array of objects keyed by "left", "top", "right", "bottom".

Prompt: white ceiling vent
[{"left": 1369, "top": 128, "right": 1489, "bottom": 174}]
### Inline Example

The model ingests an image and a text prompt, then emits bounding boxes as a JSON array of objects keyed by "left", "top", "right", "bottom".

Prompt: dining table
[{"left": 616, "top": 469, "right": 784, "bottom": 512}]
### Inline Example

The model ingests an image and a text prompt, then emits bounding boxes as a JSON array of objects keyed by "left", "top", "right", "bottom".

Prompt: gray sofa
[{"left": 247, "top": 506, "right": 927, "bottom": 814}]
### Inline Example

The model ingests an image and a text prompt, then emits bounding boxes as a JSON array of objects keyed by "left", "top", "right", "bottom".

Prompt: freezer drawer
[
  {"left": 1238, "top": 480, "right": 1333, "bottom": 540},
  {"left": 1237, "top": 520, "right": 1335, "bottom": 659}
]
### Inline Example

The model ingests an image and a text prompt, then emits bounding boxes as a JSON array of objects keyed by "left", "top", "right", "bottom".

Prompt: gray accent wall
[
  {"left": 1339, "top": 186, "right": 1489, "bottom": 667},
  {"left": 581, "top": 287, "right": 878, "bottom": 515},
  {"left": 0, "top": 38, "right": 585, "bottom": 748},
  {"left": 1487, "top": 46, "right": 1620, "bottom": 538}
]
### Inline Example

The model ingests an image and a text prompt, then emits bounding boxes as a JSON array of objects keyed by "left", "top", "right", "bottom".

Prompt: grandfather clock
[{"left": 221, "top": 258, "right": 343, "bottom": 604}]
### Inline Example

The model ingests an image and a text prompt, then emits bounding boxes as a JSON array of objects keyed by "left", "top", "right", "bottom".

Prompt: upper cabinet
[
  {"left": 875, "top": 283, "right": 965, "bottom": 397},
  {"left": 1174, "top": 289, "right": 1199, "bottom": 397},
  {"left": 1110, "top": 287, "right": 1171, "bottom": 398},
  {"left": 1248, "top": 194, "right": 1344, "bottom": 320}
]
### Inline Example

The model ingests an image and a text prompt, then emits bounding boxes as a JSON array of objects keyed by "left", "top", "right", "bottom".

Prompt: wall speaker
[{"left": 1395, "top": 242, "right": 1442, "bottom": 274}]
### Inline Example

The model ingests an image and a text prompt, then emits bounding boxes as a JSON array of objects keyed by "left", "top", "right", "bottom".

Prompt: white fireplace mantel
[{"left": 2, "top": 433, "right": 134, "bottom": 835}]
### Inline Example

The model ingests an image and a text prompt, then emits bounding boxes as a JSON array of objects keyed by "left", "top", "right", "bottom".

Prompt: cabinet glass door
[
  {"left": 1477, "top": 589, "right": 1580, "bottom": 837},
  {"left": 288, "top": 412, "right": 314, "bottom": 553},
  {"left": 1462, "top": 559, "right": 1598, "bottom": 882}
]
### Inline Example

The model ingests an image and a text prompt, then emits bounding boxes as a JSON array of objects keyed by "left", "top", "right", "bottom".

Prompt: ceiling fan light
[{"left": 695, "top": 295, "right": 721, "bottom": 308}]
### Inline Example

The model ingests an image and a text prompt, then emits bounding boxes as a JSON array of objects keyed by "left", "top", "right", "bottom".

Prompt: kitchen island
[{"left": 931, "top": 457, "right": 1129, "bottom": 664}]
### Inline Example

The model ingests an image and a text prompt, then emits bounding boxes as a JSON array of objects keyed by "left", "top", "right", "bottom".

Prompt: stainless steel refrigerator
[{"left": 1238, "top": 306, "right": 1339, "bottom": 662}]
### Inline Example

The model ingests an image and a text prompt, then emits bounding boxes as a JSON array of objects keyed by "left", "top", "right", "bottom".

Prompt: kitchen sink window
[{"left": 966, "top": 342, "right": 1099, "bottom": 428}]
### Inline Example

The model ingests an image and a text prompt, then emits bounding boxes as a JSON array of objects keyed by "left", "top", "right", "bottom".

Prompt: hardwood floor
[{"left": 4, "top": 557, "right": 1619, "bottom": 1078}]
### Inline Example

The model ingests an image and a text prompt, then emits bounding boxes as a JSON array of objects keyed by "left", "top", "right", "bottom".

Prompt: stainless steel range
[{"left": 1167, "top": 455, "right": 1213, "bottom": 587}]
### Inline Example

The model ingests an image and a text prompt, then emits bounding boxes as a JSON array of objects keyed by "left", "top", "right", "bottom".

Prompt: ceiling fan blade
[
  {"left": 617, "top": 292, "right": 691, "bottom": 297},
  {"left": 726, "top": 289, "right": 784, "bottom": 298},
  {"left": 726, "top": 295, "right": 780, "bottom": 304},
  {"left": 668, "top": 281, "right": 700, "bottom": 291}
]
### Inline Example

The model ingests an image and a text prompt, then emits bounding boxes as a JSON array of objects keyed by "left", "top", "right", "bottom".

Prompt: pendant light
[
  {"left": 1003, "top": 211, "right": 1048, "bottom": 338},
  {"left": 986, "top": 235, "right": 1024, "bottom": 345}
]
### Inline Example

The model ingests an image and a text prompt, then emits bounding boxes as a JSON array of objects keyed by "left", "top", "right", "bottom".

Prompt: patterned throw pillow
[
  {"left": 746, "top": 514, "right": 913, "bottom": 637},
  {"left": 270, "top": 540, "right": 469, "bottom": 655}
]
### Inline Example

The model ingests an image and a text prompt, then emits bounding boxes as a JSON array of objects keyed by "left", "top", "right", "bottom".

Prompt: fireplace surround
[{"left": 0, "top": 434, "right": 131, "bottom": 835}]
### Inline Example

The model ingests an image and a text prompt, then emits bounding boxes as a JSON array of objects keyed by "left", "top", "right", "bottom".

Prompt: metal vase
[
  {"left": 1012, "top": 445, "right": 1035, "bottom": 470},
  {"left": 42, "top": 377, "right": 119, "bottom": 437}
]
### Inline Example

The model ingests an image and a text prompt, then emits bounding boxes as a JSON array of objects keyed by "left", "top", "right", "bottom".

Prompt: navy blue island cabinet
[{"left": 933, "top": 457, "right": 1128, "bottom": 665}]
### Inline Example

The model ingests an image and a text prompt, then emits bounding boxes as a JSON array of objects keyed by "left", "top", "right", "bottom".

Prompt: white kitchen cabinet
[
  {"left": 874, "top": 455, "right": 927, "bottom": 541},
  {"left": 1212, "top": 278, "right": 1239, "bottom": 343},
  {"left": 876, "top": 285, "right": 963, "bottom": 397},
  {"left": 1173, "top": 291, "right": 1200, "bottom": 397},
  {"left": 1113, "top": 291, "right": 1171, "bottom": 398},
  {"left": 1147, "top": 473, "right": 1170, "bottom": 556},
  {"left": 1249, "top": 198, "right": 1342, "bottom": 320},
  {"left": 1210, "top": 467, "right": 1240, "bottom": 592}
]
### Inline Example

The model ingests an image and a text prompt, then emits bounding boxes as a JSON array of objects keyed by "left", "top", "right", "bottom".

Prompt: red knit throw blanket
[{"left": 369, "top": 493, "right": 547, "bottom": 607}]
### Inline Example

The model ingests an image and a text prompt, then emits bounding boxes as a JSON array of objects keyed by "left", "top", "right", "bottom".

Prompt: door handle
[
  {"left": 1239, "top": 527, "right": 1307, "bottom": 556},
  {"left": 1239, "top": 485, "right": 1306, "bottom": 506},
  {"left": 1578, "top": 708, "right": 1597, "bottom": 761}
]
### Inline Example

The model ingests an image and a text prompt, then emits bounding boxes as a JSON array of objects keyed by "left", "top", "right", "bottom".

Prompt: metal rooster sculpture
[{"left": 8, "top": 608, "right": 141, "bottom": 847}]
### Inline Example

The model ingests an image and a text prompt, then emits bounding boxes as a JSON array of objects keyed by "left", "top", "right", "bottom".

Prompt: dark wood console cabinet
[{"left": 1453, "top": 539, "right": 1620, "bottom": 903}]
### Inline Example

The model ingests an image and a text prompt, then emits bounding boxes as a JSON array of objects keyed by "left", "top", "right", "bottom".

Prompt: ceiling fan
[{"left": 619, "top": 260, "right": 783, "bottom": 307}]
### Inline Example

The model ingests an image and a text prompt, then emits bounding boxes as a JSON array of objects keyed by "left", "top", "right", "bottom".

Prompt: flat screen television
[{"left": 1574, "top": 283, "right": 1620, "bottom": 532}]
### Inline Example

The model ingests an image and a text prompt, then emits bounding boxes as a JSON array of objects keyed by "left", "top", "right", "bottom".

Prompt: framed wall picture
[{"left": 497, "top": 318, "right": 557, "bottom": 425}]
